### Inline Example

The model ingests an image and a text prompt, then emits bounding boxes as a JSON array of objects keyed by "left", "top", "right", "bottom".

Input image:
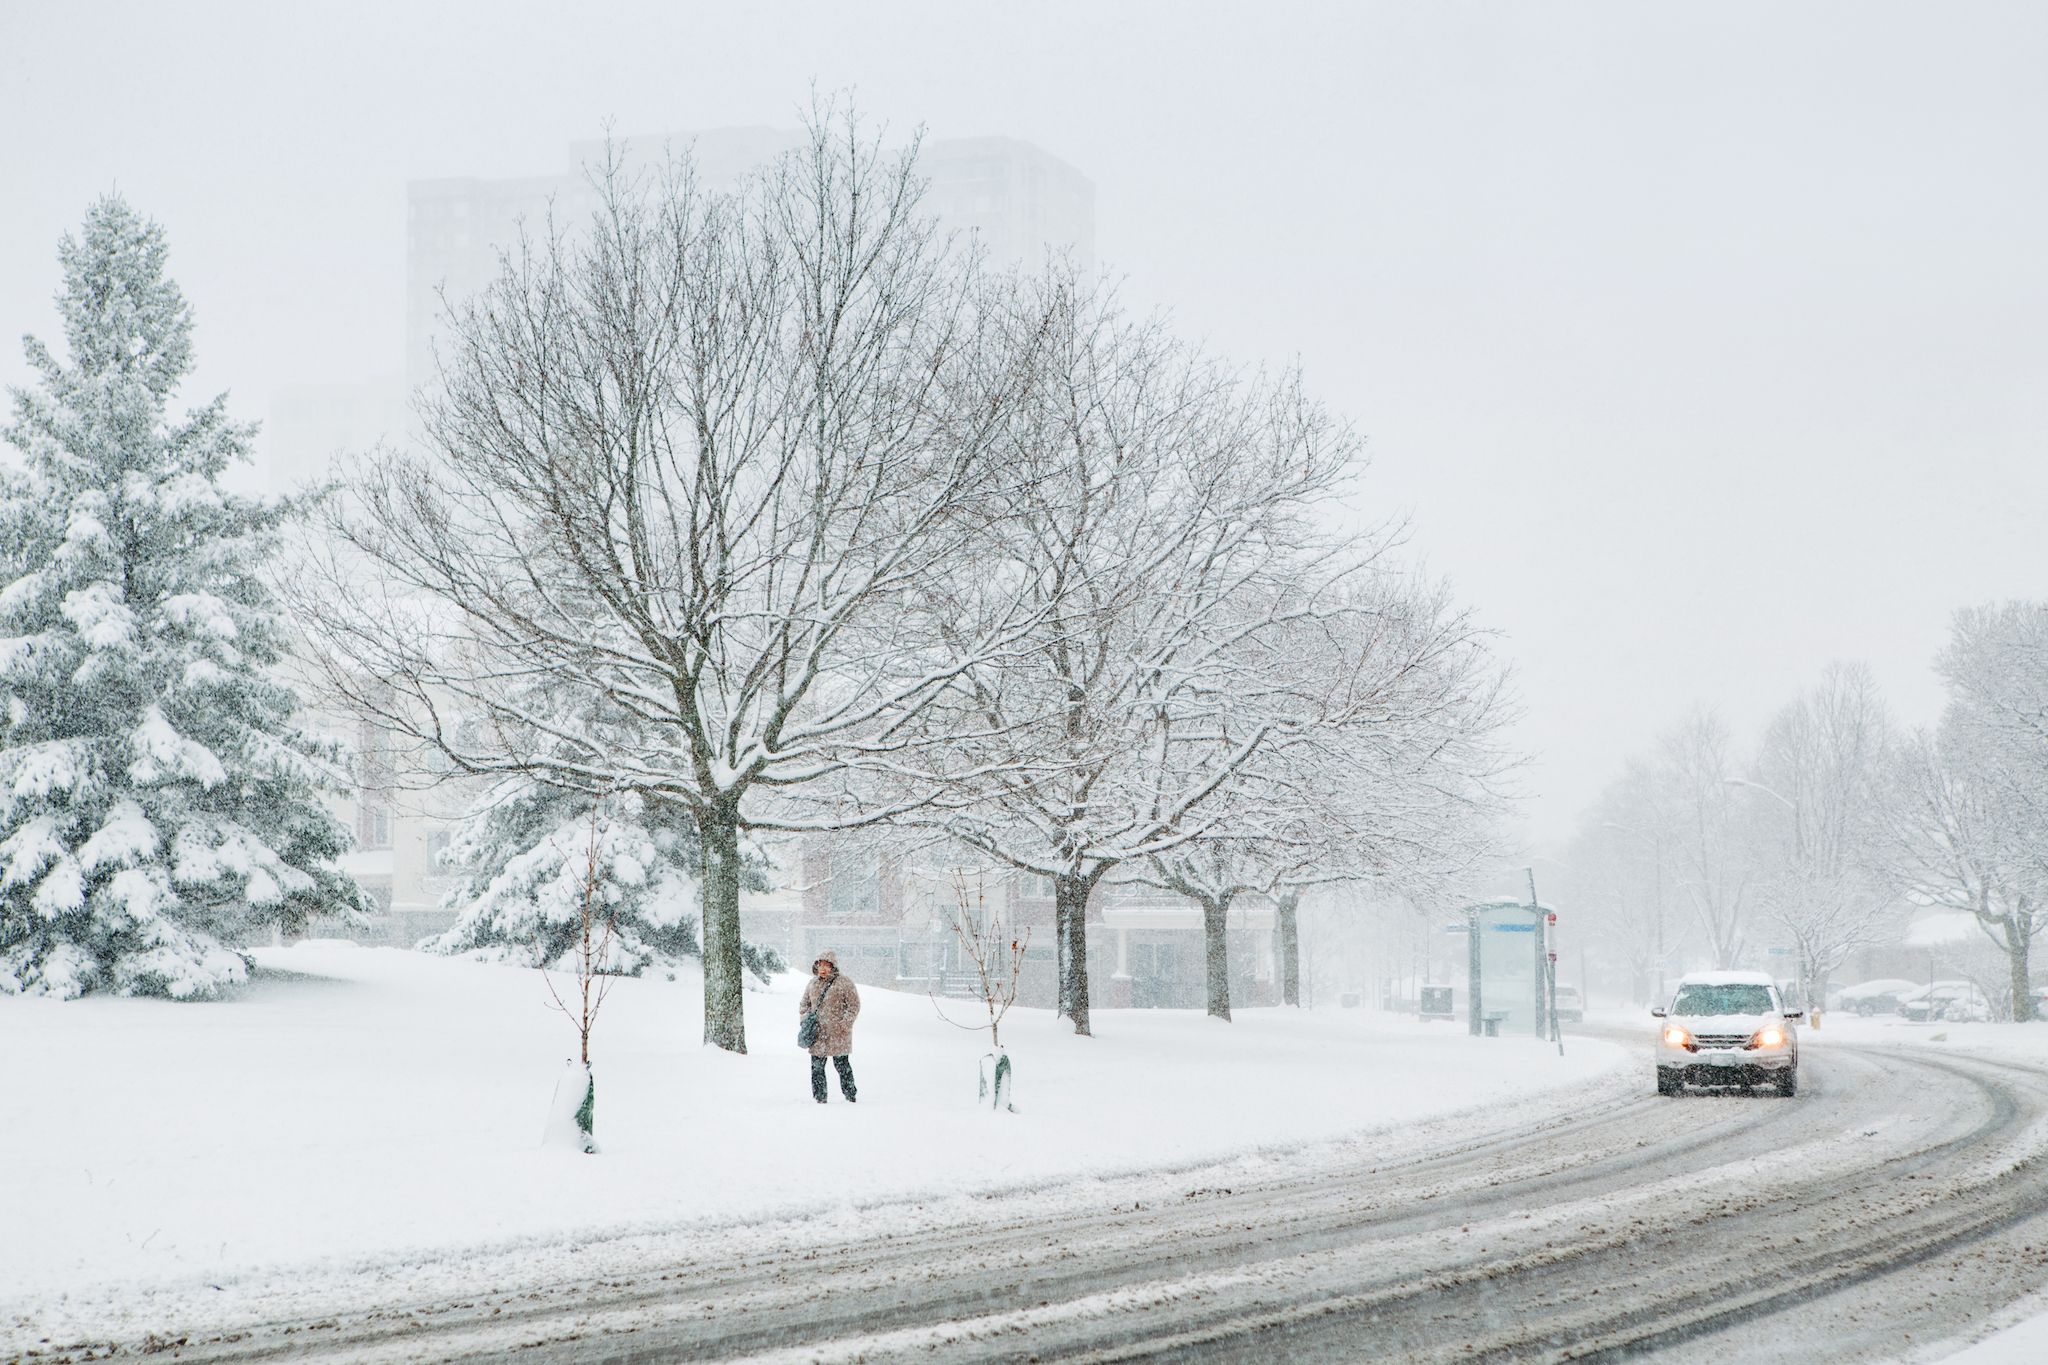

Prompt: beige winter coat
[{"left": 800, "top": 954, "right": 861, "bottom": 1057}]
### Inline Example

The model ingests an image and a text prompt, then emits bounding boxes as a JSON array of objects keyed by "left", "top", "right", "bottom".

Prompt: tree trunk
[
  {"left": 1052, "top": 871, "right": 1095, "bottom": 1037},
  {"left": 1276, "top": 891, "right": 1301, "bottom": 1008},
  {"left": 699, "top": 801, "right": 747, "bottom": 1053},
  {"left": 2009, "top": 920, "right": 2034, "bottom": 1023},
  {"left": 1203, "top": 895, "right": 1232, "bottom": 1021}
]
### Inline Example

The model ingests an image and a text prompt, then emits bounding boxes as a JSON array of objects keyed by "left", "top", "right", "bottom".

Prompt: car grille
[{"left": 1692, "top": 1033, "right": 1751, "bottom": 1050}]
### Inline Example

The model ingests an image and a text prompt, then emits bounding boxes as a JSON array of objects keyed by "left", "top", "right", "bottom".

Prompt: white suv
[{"left": 1652, "top": 970, "right": 1803, "bottom": 1097}]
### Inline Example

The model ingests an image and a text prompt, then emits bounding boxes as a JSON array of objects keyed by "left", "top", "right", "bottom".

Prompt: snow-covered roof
[
  {"left": 1464, "top": 897, "right": 1555, "bottom": 913},
  {"left": 1674, "top": 969, "right": 1775, "bottom": 987}
]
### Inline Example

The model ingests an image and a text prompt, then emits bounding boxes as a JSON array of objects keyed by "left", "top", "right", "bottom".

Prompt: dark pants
[{"left": 811, "top": 1054, "right": 856, "bottom": 1102}]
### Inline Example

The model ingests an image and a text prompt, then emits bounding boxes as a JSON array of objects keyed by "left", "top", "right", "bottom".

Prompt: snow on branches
[
  {"left": 291, "top": 105, "right": 1047, "bottom": 1054},
  {"left": 0, "top": 198, "right": 362, "bottom": 999},
  {"left": 424, "top": 777, "right": 784, "bottom": 984}
]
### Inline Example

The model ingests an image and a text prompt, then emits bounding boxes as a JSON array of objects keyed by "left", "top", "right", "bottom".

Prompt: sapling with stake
[
  {"left": 539, "top": 806, "right": 618, "bottom": 1153},
  {"left": 928, "top": 874, "right": 1029, "bottom": 1112}
]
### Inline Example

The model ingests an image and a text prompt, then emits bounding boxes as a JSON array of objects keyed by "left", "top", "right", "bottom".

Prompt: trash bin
[{"left": 1481, "top": 1011, "right": 1508, "bottom": 1038}]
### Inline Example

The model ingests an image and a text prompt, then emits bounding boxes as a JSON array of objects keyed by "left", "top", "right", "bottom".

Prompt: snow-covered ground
[
  {"left": 1948, "top": 1298, "right": 2048, "bottom": 1365},
  {"left": 0, "top": 942, "right": 1625, "bottom": 1337},
  {"left": 1803, "top": 1010, "right": 2048, "bottom": 1061},
  {"left": 1594, "top": 1000, "right": 2048, "bottom": 1364},
  {"left": 1814, "top": 1013, "right": 2048, "bottom": 1364}
]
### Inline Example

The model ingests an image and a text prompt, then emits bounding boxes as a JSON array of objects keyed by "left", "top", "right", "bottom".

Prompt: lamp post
[{"left": 1723, "top": 775, "right": 1797, "bottom": 813}]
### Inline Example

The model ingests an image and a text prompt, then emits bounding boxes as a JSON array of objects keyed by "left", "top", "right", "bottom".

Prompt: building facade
[{"left": 740, "top": 844, "right": 1279, "bottom": 1012}]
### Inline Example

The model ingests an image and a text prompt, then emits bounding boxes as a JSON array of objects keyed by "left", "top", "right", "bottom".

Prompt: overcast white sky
[{"left": 4, "top": 1, "right": 2044, "bottom": 855}]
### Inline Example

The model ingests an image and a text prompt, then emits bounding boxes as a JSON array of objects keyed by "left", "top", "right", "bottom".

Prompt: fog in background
[{"left": 5, "top": 0, "right": 2044, "bottom": 860}]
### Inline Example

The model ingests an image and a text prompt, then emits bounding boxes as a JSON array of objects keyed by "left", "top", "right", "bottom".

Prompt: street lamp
[{"left": 1723, "top": 776, "right": 1797, "bottom": 813}]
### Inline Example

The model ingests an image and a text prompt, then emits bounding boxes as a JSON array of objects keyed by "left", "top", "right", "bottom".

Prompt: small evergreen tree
[
  {"left": 0, "top": 197, "right": 362, "bottom": 999},
  {"left": 425, "top": 779, "right": 785, "bottom": 982}
]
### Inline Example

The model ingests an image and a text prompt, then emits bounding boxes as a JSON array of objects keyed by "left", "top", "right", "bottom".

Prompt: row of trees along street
[
  {"left": 284, "top": 107, "right": 1516, "bottom": 1051},
  {"left": 1556, "top": 615, "right": 2048, "bottom": 1022},
  {"left": 0, "top": 108, "right": 1513, "bottom": 1057}
]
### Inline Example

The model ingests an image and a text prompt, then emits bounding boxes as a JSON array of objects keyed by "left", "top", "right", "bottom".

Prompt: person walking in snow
[{"left": 800, "top": 951, "right": 861, "bottom": 1103}]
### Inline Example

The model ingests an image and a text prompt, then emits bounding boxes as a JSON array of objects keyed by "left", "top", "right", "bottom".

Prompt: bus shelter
[{"left": 1465, "top": 897, "right": 1553, "bottom": 1038}]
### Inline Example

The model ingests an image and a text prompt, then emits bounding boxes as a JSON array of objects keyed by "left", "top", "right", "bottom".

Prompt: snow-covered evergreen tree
[
  {"left": 425, "top": 779, "right": 785, "bottom": 983},
  {"left": 0, "top": 197, "right": 362, "bottom": 999}
]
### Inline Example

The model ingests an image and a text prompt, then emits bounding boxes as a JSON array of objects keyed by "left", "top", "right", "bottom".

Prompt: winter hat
[{"left": 813, "top": 951, "right": 840, "bottom": 973}]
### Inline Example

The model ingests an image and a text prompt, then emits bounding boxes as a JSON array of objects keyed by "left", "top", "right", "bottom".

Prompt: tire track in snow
[{"left": 53, "top": 1037, "right": 2048, "bottom": 1364}]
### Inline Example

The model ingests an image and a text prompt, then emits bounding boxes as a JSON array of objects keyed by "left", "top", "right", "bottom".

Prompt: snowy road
[{"left": 48, "top": 1036, "right": 2048, "bottom": 1364}]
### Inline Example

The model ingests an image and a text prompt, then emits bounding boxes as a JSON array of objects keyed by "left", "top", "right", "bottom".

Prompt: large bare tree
[
  {"left": 1657, "top": 709, "right": 1756, "bottom": 970},
  {"left": 923, "top": 270, "right": 1389, "bottom": 1036},
  {"left": 1745, "top": 662, "right": 1902, "bottom": 1010},
  {"left": 290, "top": 111, "right": 1043, "bottom": 1052},
  {"left": 1889, "top": 605, "right": 2048, "bottom": 1020},
  {"left": 1131, "top": 576, "right": 1515, "bottom": 1020},
  {"left": 1561, "top": 759, "right": 1680, "bottom": 1003}
]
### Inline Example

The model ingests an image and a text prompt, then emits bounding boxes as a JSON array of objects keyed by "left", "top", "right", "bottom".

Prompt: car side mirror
[
  {"left": 1650, "top": 1007, "right": 1666, "bottom": 1018},
  {"left": 1784, "top": 1010, "right": 1805, "bottom": 1020}
]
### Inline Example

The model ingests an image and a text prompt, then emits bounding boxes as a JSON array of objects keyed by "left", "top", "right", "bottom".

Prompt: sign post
[
  {"left": 1529, "top": 869, "right": 1563, "bottom": 1057},
  {"left": 1466, "top": 907, "right": 1483, "bottom": 1037}
]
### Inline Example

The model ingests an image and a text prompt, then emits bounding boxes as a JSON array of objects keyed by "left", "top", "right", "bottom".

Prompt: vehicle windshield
[{"left": 1670, "top": 983, "right": 1774, "bottom": 1017}]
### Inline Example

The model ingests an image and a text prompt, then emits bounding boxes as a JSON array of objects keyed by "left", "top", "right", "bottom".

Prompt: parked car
[
  {"left": 1898, "top": 981, "right": 1991, "bottom": 1023},
  {"left": 1652, "top": 970, "right": 1802, "bottom": 1097},
  {"left": 1836, "top": 977, "right": 1923, "bottom": 1016},
  {"left": 1553, "top": 984, "right": 1584, "bottom": 1023}
]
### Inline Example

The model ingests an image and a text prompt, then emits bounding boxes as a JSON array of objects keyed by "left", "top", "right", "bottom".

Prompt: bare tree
[
  {"left": 923, "top": 269, "right": 1374, "bottom": 1037},
  {"left": 539, "top": 807, "right": 616, "bottom": 1154},
  {"left": 539, "top": 809, "right": 622, "bottom": 1062},
  {"left": 1561, "top": 759, "right": 1678, "bottom": 1003},
  {"left": 1658, "top": 709, "right": 1755, "bottom": 969},
  {"left": 1131, "top": 575, "right": 1515, "bottom": 1020},
  {"left": 1889, "top": 605, "right": 2048, "bottom": 1020},
  {"left": 930, "top": 873, "right": 1029, "bottom": 1112},
  {"left": 288, "top": 108, "right": 1043, "bottom": 1054},
  {"left": 1745, "top": 662, "right": 1903, "bottom": 1010},
  {"left": 1888, "top": 724, "right": 2045, "bottom": 1020}
]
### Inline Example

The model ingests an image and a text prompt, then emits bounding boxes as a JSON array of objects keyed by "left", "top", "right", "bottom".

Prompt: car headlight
[
  {"left": 1662, "top": 1025, "right": 1693, "bottom": 1049},
  {"left": 1750, "top": 1025, "right": 1788, "bottom": 1049}
]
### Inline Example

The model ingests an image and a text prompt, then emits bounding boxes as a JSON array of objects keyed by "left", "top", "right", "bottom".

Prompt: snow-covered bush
[
  {"left": 0, "top": 198, "right": 363, "bottom": 999},
  {"left": 423, "top": 779, "right": 784, "bottom": 982}
]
